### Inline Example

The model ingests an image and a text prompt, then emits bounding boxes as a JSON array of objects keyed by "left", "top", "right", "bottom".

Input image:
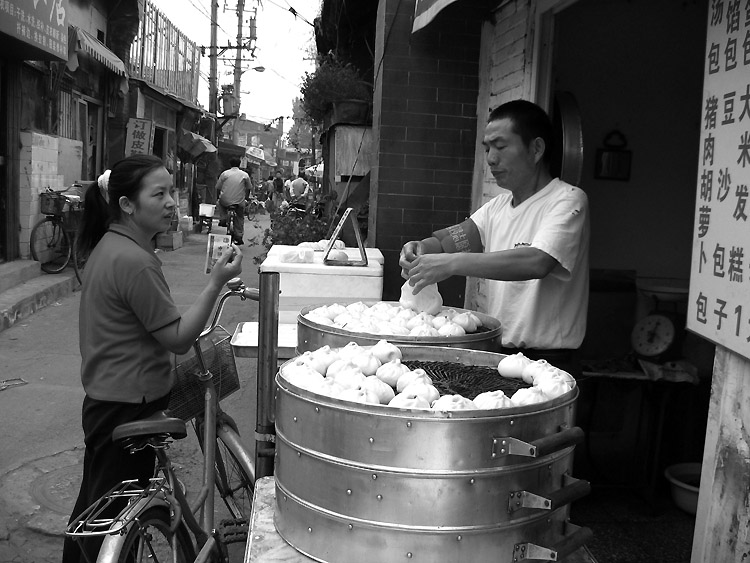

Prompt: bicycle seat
[{"left": 113, "top": 411, "right": 187, "bottom": 442}]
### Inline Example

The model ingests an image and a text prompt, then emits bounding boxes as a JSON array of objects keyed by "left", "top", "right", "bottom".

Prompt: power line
[{"left": 264, "top": 0, "right": 315, "bottom": 27}]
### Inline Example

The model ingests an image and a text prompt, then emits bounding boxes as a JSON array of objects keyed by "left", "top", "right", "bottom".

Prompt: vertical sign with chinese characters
[
  {"left": 688, "top": 1, "right": 750, "bottom": 360},
  {"left": 125, "top": 118, "right": 155, "bottom": 156}
]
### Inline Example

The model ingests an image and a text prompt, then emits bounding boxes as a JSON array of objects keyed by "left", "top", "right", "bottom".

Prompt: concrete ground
[{"left": 0, "top": 213, "right": 270, "bottom": 563}]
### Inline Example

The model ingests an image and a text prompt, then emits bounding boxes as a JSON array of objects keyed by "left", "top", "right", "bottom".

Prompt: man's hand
[
  {"left": 403, "top": 254, "right": 454, "bottom": 294},
  {"left": 399, "top": 241, "right": 424, "bottom": 279}
]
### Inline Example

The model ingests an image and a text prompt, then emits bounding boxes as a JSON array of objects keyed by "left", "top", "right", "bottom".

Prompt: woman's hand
[{"left": 210, "top": 243, "right": 243, "bottom": 287}]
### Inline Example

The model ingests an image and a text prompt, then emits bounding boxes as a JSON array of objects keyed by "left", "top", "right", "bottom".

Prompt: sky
[{"left": 150, "top": 0, "right": 319, "bottom": 133}]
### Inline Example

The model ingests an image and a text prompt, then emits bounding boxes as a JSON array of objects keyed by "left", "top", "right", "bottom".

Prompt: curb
[{"left": 0, "top": 272, "right": 79, "bottom": 334}]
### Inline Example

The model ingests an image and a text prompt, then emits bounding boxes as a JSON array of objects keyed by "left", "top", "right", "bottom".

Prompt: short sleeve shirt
[
  {"left": 217, "top": 167, "right": 249, "bottom": 206},
  {"left": 79, "top": 223, "right": 181, "bottom": 403},
  {"left": 470, "top": 178, "right": 590, "bottom": 349}
]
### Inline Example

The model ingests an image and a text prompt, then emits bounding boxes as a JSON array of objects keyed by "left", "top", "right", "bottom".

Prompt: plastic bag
[{"left": 399, "top": 280, "right": 443, "bottom": 315}]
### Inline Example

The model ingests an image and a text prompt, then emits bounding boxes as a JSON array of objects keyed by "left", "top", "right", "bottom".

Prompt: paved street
[{"left": 0, "top": 214, "right": 270, "bottom": 563}]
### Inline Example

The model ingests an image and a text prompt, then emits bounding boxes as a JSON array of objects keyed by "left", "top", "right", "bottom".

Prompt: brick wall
[
  {"left": 372, "top": 0, "right": 486, "bottom": 305},
  {"left": 465, "top": 0, "right": 535, "bottom": 313}
]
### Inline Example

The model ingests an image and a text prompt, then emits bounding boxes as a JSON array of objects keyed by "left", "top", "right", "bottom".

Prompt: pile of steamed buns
[
  {"left": 280, "top": 340, "right": 575, "bottom": 411},
  {"left": 303, "top": 302, "right": 484, "bottom": 337}
]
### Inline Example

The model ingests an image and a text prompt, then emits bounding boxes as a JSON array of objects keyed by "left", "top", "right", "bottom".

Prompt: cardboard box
[
  {"left": 156, "top": 230, "right": 184, "bottom": 250},
  {"left": 260, "top": 245, "right": 384, "bottom": 323}
]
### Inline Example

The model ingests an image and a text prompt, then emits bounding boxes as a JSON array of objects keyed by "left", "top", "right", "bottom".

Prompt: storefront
[{"left": 0, "top": 0, "right": 70, "bottom": 263}]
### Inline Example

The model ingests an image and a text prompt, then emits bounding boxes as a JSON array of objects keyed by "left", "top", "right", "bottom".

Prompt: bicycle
[
  {"left": 65, "top": 278, "right": 262, "bottom": 563},
  {"left": 225, "top": 204, "right": 243, "bottom": 245},
  {"left": 30, "top": 188, "right": 86, "bottom": 283}
]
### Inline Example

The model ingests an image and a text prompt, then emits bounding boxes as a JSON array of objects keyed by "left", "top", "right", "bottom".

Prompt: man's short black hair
[
  {"left": 229, "top": 157, "right": 241, "bottom": 168},
  {"left": 488, "top": 100, "right": 554, "bottom": 164}
]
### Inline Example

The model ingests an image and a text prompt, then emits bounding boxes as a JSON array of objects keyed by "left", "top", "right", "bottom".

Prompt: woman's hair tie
[{"left": 98, "top": 169, "right": 111, "bottom": 203}]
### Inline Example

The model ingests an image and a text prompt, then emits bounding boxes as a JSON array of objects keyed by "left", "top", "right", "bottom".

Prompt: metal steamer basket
[
  {"left": 274, "top": 345, "right": 592, "bottom": 563},
  {"left": 297, "top": 303, "right": 503, "bottom": 353}
]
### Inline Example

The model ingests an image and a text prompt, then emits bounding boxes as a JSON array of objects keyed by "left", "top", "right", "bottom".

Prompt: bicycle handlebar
[{"left": 197, "top": 277, "right": 259, "bottom": 342}]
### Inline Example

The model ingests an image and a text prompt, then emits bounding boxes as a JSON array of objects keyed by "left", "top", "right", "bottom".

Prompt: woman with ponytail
[{"left": 63, "top": 154, "right": 243, "bottom": 563}]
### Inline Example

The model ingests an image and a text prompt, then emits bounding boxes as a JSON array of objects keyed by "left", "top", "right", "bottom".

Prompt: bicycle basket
[
  {"left": 40, "top": 192, "right": 67, "bottom": 216},
  {"left": 168, "top": 326, "right": 240, "bottom": 421}
]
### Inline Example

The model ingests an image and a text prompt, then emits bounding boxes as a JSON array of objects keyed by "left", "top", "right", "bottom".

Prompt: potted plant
[{"left": 301, "top": 54, "right": 372, "bottom": 127}]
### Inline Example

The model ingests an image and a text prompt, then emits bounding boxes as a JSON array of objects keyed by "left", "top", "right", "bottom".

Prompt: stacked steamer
[
  {"left": 273, "top": 341, "right": 592, "bottom": 563},
  {"left": 297, "top": 301, "right": 502, "bottom": 352}
]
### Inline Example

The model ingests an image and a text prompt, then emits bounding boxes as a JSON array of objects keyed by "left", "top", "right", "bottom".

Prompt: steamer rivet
[
  {"left": 372, "top": 474, "right": 377, "bottom": 480},
  {"left": 501, "top": 449, "right": 506, "bottom": 454},
  {"left": 406, "top": 421, "right": 412, "bottom": 428},
  {"left": 315, "top": 407, "right": 320, "bottom": 413},
  {"left": 510, "top": 420, "right": 515, "bottom": 425},
  {"left": 369, "top": 437, "right": 374, "bottom": 444},
  {"left": 297, "top": 452, "right": 301, "bottom": 457},
  {"left": 407, "top": 553, "right": 413, "bottom": 559},
  {"left": 308, "top": 527, "right": 312, "bottom": 533},
  {"left": 348, "top": 524, "right": 353, "bottom": 530},
  {"left": 469, "top": 478, "right": 475, "bottom": 485},
  {"left": 293, "top": 417, "right": 298, "bottom": 422},
  {"left": 377, "top": 494, "right": 383, "bottom": 501},
  {"left": 347, "top": 489, "right": 352, "bottom": 495},
  {"left": 457, "top": 535, "right": 462, "bottom": 541}
]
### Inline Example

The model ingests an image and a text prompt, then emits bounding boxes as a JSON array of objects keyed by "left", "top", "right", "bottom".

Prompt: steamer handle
[
  {"left": 547, "top": 478, "right": 591, "bottom": 510},
  {"left": 532, "top": 426, "right": 585, "bottom": 457},
  {"left": 551, "top": 523, "right": 594, "bottom": 560},
  {"left": 514, "top": 523, "right": 593, "bottom": 561}
]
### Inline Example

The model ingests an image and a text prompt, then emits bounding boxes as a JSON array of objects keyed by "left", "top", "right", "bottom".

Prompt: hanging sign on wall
[
  {"left": 125, "top": 118, "right": 155, "bottom": 156},
  {"left": 688, "top": 3, "right": 750, "bottom": 361}
]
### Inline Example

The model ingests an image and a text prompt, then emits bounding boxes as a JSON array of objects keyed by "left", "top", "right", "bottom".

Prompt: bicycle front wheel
[
  {"left": 214, "top": 425, "right": 255, "bottom": 520},
  {"left": 109, "top": 506, "right": 195, "bottom": 563},
  {"left": 30, "top": 218, "right": 71, "bottom": 274}
]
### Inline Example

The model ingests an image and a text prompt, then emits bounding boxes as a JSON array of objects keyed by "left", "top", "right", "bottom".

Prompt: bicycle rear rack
[{"left": 65, "top": 477, "right": 172, "bottom": 538}]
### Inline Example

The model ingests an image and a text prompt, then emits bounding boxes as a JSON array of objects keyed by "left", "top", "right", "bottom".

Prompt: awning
[
  {"left": 263, "top": 149, "right": 277, "bottom": 167},
  {"left": 68, "top": 27, "right": 127, "bottom": 76},
  {"left": 245, "top": 146, "right": 265, "bottom": 165},
  {"left": 178, "top": 130, "right": 217, "bottom": 158},
  {"left": 412, "top": 0, "right": 460, "bottom": 33}
]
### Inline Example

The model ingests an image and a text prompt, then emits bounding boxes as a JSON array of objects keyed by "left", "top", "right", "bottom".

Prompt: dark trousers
[
  {"left": 62, "top": 394, "right": 170, "bottom": 563},
  {"left": 217, "top": 201, "right": 245, "bottom": 243}
]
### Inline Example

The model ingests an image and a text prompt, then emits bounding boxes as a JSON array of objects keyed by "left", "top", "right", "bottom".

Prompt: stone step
[{"left": 0, "top": 266, "right": 78, "bottom": 333}]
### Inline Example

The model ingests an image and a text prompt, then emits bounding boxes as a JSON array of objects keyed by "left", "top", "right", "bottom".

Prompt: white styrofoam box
[
  {"left": 266, "top": 244, "right": 384, "bottom": 265},
  {"left": 199, "top": 203, "right": 216, "bottom": 217},
  {"left": 260, "top": 247, "right": 384, "bottom": 324},
  {"left": 231, "top": 322, "right": 298, "bottom": 359}
]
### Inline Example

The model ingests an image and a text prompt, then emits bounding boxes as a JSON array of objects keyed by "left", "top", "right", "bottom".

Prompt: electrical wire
[{"left": 263, "top": 0, "right": 315, "bottom": 27}]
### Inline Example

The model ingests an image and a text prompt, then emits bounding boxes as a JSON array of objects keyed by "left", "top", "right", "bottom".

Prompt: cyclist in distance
[
  {"left": 216, "top": 156, "right": 251, "bottom": 245},
  {"left": 63, "top": 154, "right": 243, "bottom": 563}
]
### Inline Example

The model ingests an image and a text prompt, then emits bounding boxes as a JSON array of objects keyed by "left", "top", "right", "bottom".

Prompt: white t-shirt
[{"left": 470, "top": 178, "right": 590, "bottom": 349}]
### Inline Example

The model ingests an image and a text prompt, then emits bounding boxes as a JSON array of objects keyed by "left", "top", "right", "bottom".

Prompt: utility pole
[
  {"left": 231, "top": 0, "right": 245, "bottom": 145},
  {"left": 208, "top": 0, "right": 218, "bottom": 122}
]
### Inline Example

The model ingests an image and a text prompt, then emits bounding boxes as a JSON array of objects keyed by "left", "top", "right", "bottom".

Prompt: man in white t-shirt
[{"left": 399, "top": 100, "right": 589, "bottom": 374}]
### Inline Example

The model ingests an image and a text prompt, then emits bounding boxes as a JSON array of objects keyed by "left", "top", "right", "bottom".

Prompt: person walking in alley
[
  {"left": 399, "top": 99, "right": 590, "bottom": 376},
  {"left": 216, "top": 157, "right": 250, "bottom": 244},
  {"left": 62, "top": 154, "right": 242, "bottom": 563}
]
